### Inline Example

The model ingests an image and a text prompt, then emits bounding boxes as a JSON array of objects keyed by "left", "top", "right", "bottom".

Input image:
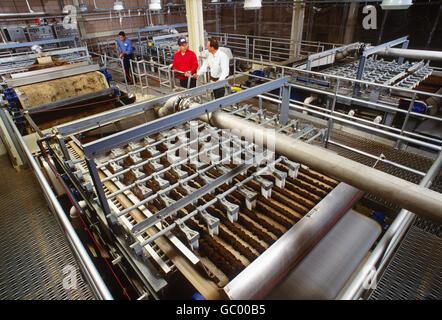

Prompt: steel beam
[
  {"left": 82, "top": 77, "right": 289, "bottom": 157},
  {"left": 55, "top": 80, "right": 228, "bottom": 137},
  {"left": 6, "top": 64, "right": 100, "bottom": 88},
  {"left": 0, "top": 37, "right": 76, "bottom": 50}
]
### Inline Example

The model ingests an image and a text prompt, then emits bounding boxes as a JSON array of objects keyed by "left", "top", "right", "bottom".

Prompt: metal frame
[
  {"left": 209, "top": 32, "right": 344, "bottom": 62},
  {"left": 355, "top": 36, "right": 409, "bottom": 82},
  {"left": 232, "top": 56, "right": 442, "bottom": 153},
  {"left": 137, "top": 24, "right": 187, "bottom": 47},
  {"left": 306, "top": 42, "right": 361, "bottom": 71},
  {"left": 55, "top": 79, "right": 229, "bottom": 137},
  {"left": 81, "top": 77, "right": 289, "bottom": 157},
  {"left": 0, "top": 37, "right": 77, "bottom": 50},
  {"left": 5, "top": 63, "right": 100, "bottom": 88},
  {"left": 338, "top": 150, "right": 442, "bottom": 300}
]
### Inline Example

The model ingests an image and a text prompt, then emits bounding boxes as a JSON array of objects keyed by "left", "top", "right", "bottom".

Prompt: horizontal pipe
[
  {"left": 208, "top": 111, "right": 442, "bottom": 224},
  {"left": 376, "top": 48, "right": 442, "bottom": 61},
  {"left": 258, "top": 93, "right": 441, "bottom": 151}
]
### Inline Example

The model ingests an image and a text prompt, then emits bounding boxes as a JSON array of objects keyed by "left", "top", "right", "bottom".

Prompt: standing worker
[
  {"left": 117, "top": 31, "right": 135, "bottom": 84},
  {"left": 194, "top": 38, "right": 230, "bottom": 99},
  {"left": 172, "top": 37, "right": 198, "bottom": 88}
]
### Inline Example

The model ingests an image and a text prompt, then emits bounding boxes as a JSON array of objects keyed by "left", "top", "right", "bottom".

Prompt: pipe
[
  {"left": 207, "top": 110, "right": 442, "bottom": 224},
  {"left": 4, "top": 112, "right": 113, "bottom": 300},
  {"left": 338, "top": 150, "right": 442, "bottom": 300},
  {"left": 302, "top": 95, "right": 317, "bottom": 114},
  {"left": 259, "top": 93, "right": 441, "bottom": 151},
  {"left": 426, "top": 87, "right": 442, "bottom": 116},
  {"left": 70, "top": 200, "right": 87, "bottom": 218},
  {"left": 376, "top": 48, "right": 442, "bottom": 61}
]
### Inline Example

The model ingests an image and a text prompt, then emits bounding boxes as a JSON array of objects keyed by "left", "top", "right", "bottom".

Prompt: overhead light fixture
[
  {"left": 380, "top": 0, "right": 413, "bottom": 10},
  {"left": 149, "top": 0, "right": 162, "bottom": 11},
  {"left": 113, "top": 1, "right": 124, "bottom": 11},
  {"left": 244, "top": 0, "right": 262, "bottom": 10}
]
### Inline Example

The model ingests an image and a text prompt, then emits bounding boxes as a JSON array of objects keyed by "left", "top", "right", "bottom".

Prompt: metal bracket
[
  {"left": 238, "top": 186, "right": 258, "bottom": 210},
  {"left": 218, "top": 196, "right": 239, "bottom": 222},
  {"left": 273, "top": 168, "right": 287, "bottom": 188},
  {"left": 199, "top": 209, "right": 220, "bottom": 236},
  {"left": 282, "top": 157, "right": 300, "bottom": 178},
  {"left": 255, "top": 176, "right": 273, "bottom": 198},
  {"left": 176, "top": 221, "right": 200, "bottom": 250}
]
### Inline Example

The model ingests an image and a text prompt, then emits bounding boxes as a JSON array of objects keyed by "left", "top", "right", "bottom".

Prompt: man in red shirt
[{"left": 172, "top": 37, "right": 198, "bottom": 88}]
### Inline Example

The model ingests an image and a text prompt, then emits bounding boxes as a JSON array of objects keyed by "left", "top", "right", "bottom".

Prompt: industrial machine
[
  {"left": 4, "top": 71, "right": 414, "bottom": 300},
  {"left": 239, "top": 36, "right": 442, "bottom": 135},
  {"left": 0, "top": 22, "right": 440, "bottom": 301},
  {"left": 0, "top": 40, "right": 119, "bottom": 138}
]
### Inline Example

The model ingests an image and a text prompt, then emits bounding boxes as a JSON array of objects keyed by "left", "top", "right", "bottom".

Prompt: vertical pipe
[
  {"left": 280, "top": 84, "right": 290, "bottom": 126},
  {"left": 325, "top": 79, "right": 339, "bottom": 148},
  {"left": 394, "top": 92, "right": 416, "bottom": 150}
]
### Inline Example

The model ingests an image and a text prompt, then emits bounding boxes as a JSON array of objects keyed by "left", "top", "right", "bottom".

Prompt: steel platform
[{"left": 369, "top": 218, "right": 442, "bottom": 300}]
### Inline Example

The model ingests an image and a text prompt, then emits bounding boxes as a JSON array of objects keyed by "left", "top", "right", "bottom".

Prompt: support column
[
  {"left": 343, "top": 2, "right": 359, "bottom": 44},
  {"left": 186, "top": 0, "right": 205, "bottom": 56},
  {"left": 72, "top": 0, "right": 87, "bottom": 41},
  {"left": 290, "top": 2, "right": 305, "bottom": 59}
]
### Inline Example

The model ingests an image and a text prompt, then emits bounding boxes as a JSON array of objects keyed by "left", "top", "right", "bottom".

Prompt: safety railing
[{"left": 209, "top": 32, "right": 344, "bottom": 62}]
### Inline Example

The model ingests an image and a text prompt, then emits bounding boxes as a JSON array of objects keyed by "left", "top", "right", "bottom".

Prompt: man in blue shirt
[{"left": 117, "top": 31, "right": 135, "bottom": 84}]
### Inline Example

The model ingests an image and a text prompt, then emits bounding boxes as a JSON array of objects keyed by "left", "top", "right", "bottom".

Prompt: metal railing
[
  {"left": 232, "top": 56, "right": 442, "bottom": 154},
  {"left": 209, "top": 32, "right": 344, "bottom": 62}
]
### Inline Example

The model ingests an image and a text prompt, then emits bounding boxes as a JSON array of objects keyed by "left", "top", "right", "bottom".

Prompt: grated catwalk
[{"left": 0, "top": 155, "right": 95, "bottom": 300}]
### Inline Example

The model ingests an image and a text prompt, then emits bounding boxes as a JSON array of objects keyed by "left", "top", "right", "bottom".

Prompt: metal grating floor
[
  {"left": 316, "top": 129, "right": 442, "bottom": 217},
  {"left": 369, "top": 220, "right": 442, "bottom": 300},
  {"left": 0, "top": 155, "right": 95, "bottom": 300}
]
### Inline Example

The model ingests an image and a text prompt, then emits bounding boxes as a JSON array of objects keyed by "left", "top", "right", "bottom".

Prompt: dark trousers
[
  {"left": 211, "top": 76, "right": 225, "bottom": 99},
  {"left": 179, "top": 78, "right": 197, "bottom": 89},
  {"left": 123, "top": 53, "right": 135, "bottom": 83}
]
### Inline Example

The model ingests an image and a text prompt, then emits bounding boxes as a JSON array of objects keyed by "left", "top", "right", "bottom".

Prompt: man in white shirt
[{"left": 193, "top": 38, "right": 230, "bottom": 99}]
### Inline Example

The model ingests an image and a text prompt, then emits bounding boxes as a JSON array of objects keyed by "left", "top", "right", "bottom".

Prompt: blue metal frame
[
  {"left": 356, "top": 36, "right": 409, "bottom": 81},
  {"left": 82, "top": 77, "right": 289, "bottom": 157}
]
